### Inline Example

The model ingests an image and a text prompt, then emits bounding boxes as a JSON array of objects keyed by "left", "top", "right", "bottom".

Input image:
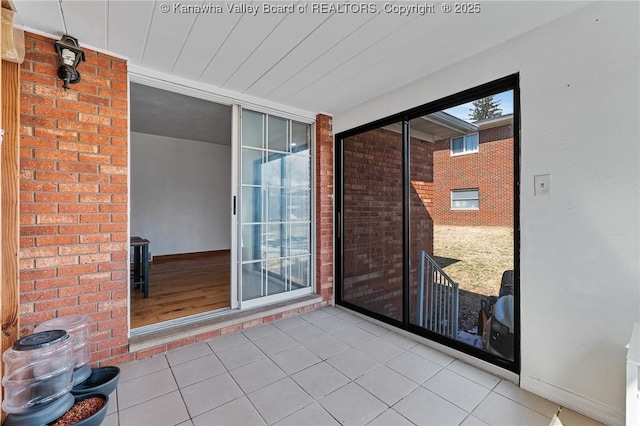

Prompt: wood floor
[{"left": 130, "top": 251, "right": 231, "bottom": 329}]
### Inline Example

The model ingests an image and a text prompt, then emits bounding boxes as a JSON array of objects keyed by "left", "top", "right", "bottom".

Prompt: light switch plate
[{"left": 534, "top": 174, "right": 550, "bottom": 196}]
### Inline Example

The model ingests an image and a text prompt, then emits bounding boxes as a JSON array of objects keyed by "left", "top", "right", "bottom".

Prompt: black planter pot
[
  {"left": 71, "top": 366, "right": 120, "bottom": 396},
  {"left": 3, "top": 393, "right": 74, "bottom": 426}
]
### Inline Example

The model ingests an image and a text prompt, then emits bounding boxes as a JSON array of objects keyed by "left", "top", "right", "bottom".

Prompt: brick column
[
  {"left": 19, "top": 33, "right": 130, "bottom": 366},
  {"left": 315, "top": 114, "right": 334, "bottom": 302}
]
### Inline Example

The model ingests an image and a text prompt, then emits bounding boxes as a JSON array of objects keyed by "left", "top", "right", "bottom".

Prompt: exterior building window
[
  {"left": 451, "top": 189, "right": 479, "bottom": 209},
  {"left": 451, "top": 133, "right": 479, "bottom": 155}
]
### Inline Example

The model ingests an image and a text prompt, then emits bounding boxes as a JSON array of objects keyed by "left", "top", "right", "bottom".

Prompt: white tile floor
[{"left": 105, "top": 307, "right": 604, "bottom": 426}]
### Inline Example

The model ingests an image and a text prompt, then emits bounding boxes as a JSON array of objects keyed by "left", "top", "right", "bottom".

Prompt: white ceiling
[
  {"left": 130, "top": 83, "right": 232, "bottom": 144},
  {"left": 14, "top": 1, "right": 587, "bottom": 117}
]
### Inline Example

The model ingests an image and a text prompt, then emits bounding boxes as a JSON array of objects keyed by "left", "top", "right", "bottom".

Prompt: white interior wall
[
  {"left": 334, "top": 3, "right": 639, "bottom": 425},
  {"left": 130, "top": 132, "right": 232, "bottom": 256}
]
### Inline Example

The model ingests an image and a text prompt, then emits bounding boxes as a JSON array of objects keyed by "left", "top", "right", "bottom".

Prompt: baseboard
[
  {"left": 152, "top": 249, "right": 230, "bottom": 263},
  {"left": 520, "top": 374, "right": 624, "bottom": 426}
]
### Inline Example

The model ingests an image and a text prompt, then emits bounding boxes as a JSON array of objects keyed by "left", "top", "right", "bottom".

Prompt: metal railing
[{"left": 417, "top": 251, "right": 459, "bottom": 338}]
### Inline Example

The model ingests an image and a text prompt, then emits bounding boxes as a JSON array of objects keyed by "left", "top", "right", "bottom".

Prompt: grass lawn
[{"left": 433, "top": 225, "right": 514, "bottom": 332}]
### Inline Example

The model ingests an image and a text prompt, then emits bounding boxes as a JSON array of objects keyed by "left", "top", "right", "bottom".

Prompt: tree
[{"left": 469, "top": 96, "right": 502, "bottom": 121}]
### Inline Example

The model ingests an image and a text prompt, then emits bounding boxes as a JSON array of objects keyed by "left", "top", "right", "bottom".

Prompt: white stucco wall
[
  {"left": 334, "top": 2, "right": 640, "bottom": 424},
  {"left": 130, "top": 132, "right": 232, "bottom": 256}
]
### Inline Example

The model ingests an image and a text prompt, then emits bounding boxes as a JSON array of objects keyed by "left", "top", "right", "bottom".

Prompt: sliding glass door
[
  {"left": 336, "top": 76, "right": 519, "bottom": 371},
  {"left": 239, "top": 109, "right": 313, "bottom": 307}
]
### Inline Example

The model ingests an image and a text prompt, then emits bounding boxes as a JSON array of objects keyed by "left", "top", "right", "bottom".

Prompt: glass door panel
[
  {"left": 341, "top": 122, "right": 404, "bottom": 322},
  {"left": 239, "top": 109, "right": 312, "bottom": 304},
  {"left": 409, "top": 91, "right": 516, "bottom": 362}
]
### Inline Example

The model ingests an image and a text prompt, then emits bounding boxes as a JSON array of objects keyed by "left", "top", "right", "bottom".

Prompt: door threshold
[
  {"left": 129, "top": 294, "right": 323, "bottom": 353},
  {"left": 130, "top": 307, "right": 232, "bottom": 337}
]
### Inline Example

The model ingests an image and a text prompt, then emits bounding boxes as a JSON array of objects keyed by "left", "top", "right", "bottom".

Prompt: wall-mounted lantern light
[{"left": 54, "top": 35, "right": 85, "bottom": 90}]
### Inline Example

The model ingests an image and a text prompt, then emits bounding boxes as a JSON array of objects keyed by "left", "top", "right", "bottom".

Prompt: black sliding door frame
[{"left": 335, "top": 74, "right": 521, "bottom": 373}]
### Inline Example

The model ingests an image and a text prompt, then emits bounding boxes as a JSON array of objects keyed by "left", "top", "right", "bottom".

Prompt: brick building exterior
[
  {"left": 17, "top": 32, "right": 334, "bottom": 366},
  {"left": 432, "top": 117, "right": 514, "bottom": 227}
]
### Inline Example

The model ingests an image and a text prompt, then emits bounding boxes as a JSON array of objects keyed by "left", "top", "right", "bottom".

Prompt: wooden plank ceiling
[{"left": 12, "top": 0, "right": 587, "bottom": 115}]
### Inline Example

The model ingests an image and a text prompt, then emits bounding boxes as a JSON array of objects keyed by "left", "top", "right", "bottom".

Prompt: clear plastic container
[
  {"left": 2, "top": 330, "right": 75, "bottom": 413},
  {"left": 35, "top": 315, "right": 91, "bottom": 370}
]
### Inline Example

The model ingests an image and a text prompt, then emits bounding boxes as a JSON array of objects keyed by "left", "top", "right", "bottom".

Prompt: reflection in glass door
[
  {"left": 341, "top": 122, "right": 405, "bottom": 323},
  {"left": 239, "top": 109, "right": 312, "bottom": 306}
]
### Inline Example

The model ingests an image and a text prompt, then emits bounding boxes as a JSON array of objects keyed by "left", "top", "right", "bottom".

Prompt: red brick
[
  {"left": 56, "top": 99, "right": 97, "bottom": 114},
  {"left": 58, "top": 224, "right": 99, "bottom": 234},
  {"left": 20, "top": 269, "right": 56, "bottom": 281},
  {"left": 99, "top": 353, "right": 135, "bottom": 367},
  {"left": 22, "top": 158, "right": 56, "bottom": 172},
  {"left": 35, "top": 297, "right": 77, "bottom": 311},
  {"left": 36, "top": 235, "right": 79, "bottom": 246},
  {"left": 196, "top": 330, "right": 221, "bottom": 342},
  {"left": 21, "top": 311, "right": 56, "bottom": 326},
  {"left": 22, "top": 72, "right": 56, "bottom": 86},
  {"left": 58, "top": 244, "right": 99, "bottom": 256},
  {"left": 79, "top": 253, "right": 111, "bottom": 264},
  {"left": 58, "top": 140, "right": 99, "bottom": 153},
  {"left": 79, "top": 193, "right": 111, "bottom": 203},
  {"left": 21, "top": 289, "right": 58, "bottom": 302},
  {"left": 167, "top": 337, "right": 196, "bottom": 351},
  {"left": 80, "top": 234, "right": 110, "bottom": 244},
  {"left": 21, "top": 204, "right": 56, "bottom": 214},
  {"left": 35, "top": 255, "right": 79, "bottom": 268},
  {"left": 135, "top": 346, "right": 167, "bottom": 360},
  {"left": 35, "top": 192, "right": 78, "bottom": 203},
  {"left": 90, "top": 350, "right": 112, "bottom": 364},
  {"left": 59, "top": 204, "right": 99, "bottom": 213},
  {"left": 78, "top": 113, "right": 111, "bottom": 126},
  {"left": 34, "top": 149, "right": 77, "bottom": 161},
  {"left": 57, "top": 304, "right": 98, "bottom": 316},
  {"left": 78, "top": 94, "right": 109, "bottom": 106},
  {"left": 221, "top": 324, "right": 243, "bottom": 335},
  {"left": 78, "top": 272, "right": 111, "bottom": 284},
  {"left": 21, "top": 115, "right": 56, "bottom": 127},
  {"left": 34, "top": 127, "right": 78, "bottom": 140},
  {"left": 80, "top": 214, "right": 110, "bottom": 223},
  {"left": 34, "top": 106, "right": 78, "bottom": 121},
  {"left": 97, "top": 317, "right": 127, "bottom": 332},
  {"left": 59, "top": 284, "right": 98, "bottom": 297},
  {"left": 57, "top": 264, "right": 98, "bottom": 277},
  {"left": 78, "top": 153, "right": 110, "bottom": 164},
  {"left": 57, "top": 162, "right": 98, "bottom": 173},
  {"left": 79, "top": 292, "right": 111, "bottom": 304},
  {"left": 35, "top": 170, "right": 78, "bottom": 182},
  {"left": 36, "top": 214, "right": 77, "bottom": 224},
  {"left": 59, "top": 183, "right": 98, "bottom": 193},
  {"left": 21, "top": 181, "right": 57, "bottom": 192},
  {"left": 79, "top": 133, "right": 109, "bottom": 145},
  {"left": 79, "top": 174, "right": 109, "bottom": 184}
]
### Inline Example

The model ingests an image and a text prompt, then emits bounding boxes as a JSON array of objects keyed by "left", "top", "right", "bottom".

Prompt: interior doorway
[{"left": 129, "top": 83, "right": 233, "bottom": 329}]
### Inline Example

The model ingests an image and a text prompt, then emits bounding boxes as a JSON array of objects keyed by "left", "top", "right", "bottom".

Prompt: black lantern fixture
[{"left": 54, "top": 35, "right": 85, "bottom": 90}]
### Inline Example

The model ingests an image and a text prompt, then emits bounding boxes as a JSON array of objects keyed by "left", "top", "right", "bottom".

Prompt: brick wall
[
  {"left": 432, "top": 124, "right": 514, "bottom": 227},
  {"left": 315, "top": 114, "right": 334, "bottom": 302},
  {"left": 19, "top": 33, "right": 130, "bottom": 366},
  {"left": 342, "top": 127, "right": 433, "bottom": 320}
]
